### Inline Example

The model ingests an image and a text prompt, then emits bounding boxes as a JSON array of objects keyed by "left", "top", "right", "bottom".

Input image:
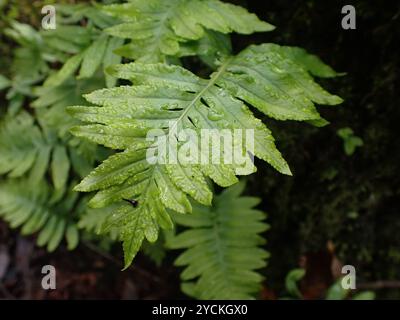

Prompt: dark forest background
[{"left": 1, "top": 0, "right": 399, "bottom": 299}]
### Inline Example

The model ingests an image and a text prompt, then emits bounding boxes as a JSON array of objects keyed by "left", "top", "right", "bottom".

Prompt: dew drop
[{"left": 207, "top": 109, "right": 224, "bottom": 121}]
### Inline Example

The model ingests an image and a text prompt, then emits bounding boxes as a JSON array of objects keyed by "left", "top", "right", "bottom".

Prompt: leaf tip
[
  {"left": 73, "top": 182, "right": 86, "bottom": 192},
  {"left": 281, "top": 164, "right": 293, "bottom": 176}
]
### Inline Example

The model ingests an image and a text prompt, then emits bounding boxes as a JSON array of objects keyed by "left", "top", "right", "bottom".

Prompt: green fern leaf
[
  {"left": 265, "top": 45, "right": 345, "bottom": 78},
  {"left": 103, "top": 37, "right": 125, "bottom": 88},
  {"left": 55, "top": 3, "right": 117, "bottom": 29},
  {"left": 33, "top": 75, "right": 105, "bottom": 137},
  {"left": 51, "top": 145, "right": 71, "bottom": 190},
  {"left": 43, "top": 52, "right": 85, "bottom": 88},
  {"left": 0, "top": 109, "right": 96, "bottom": 191},
  {"left": 44, "top": 33, "right": 119, "bottom": 86},
  {"left": 41, "top": 6, "right": 121, "bottom": 87},
  {"left": 78, "top": 34, "right": 109, "bottom": 79},
  {"left": 103, "top": 0, "right": 273, "bottom": 62},
  {"left": 0, "top": 179, "right": 80, "bottom": 251},
  {"left": 0, "top": 112, "right": 49, "bottom": 179},
  {"left": 0, "top": 75, "right": 11, "bottom": 90},
  {"left": 68, "top": 43, "right": 342, "bottom": 266},
  {"left": 167, "top": 181, "right": 269, "bottom": 299},
  {"left": 5, "top": 22, "right": 48, "bottom": 84}
]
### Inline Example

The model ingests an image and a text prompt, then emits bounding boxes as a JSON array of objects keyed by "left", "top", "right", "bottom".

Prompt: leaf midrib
[{"left": 169, "top": 57, "right": 233, "bottom": 135}]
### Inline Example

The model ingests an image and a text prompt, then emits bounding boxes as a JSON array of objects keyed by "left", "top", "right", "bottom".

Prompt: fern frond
[
  {"left": 0, "top": 179, "right": 80, "bottom": 251},
  {"left": 42, "top": 31, "right": 123, "bottom": 88},
  {"left": 0, "top": 112, "right": 49, "bottom": 179},
  {"left": 40, "top": 25, "right": 92, "bottom": 57},
  {"left": 68, "top": 43, "right": 342, "bottom": 267},
  {"left": 33, "top": 75, "right": 104, "bottom": 135},
  {"left": 55, "top": 3, "right": 118, "bottom": 29},
  {"left": 167, "top": 181, "right": 269, "bottom": 299},
  {"left": 3, "top": 21, "right": 50, "bottom": 111},
  {"left": 5, "top": 21, "right": 48, "bottom": 84},
  {"left": 103, "top": 0, "right": 273, "bottom": 62},
  {"left": 32, "top": 75, "right": 109, "bottom": 189},
  {"left": 39, "top": 4, "right": 122, "bottom": 88},
  {"left": 0, "top": 110, "right": 97, "bottom": 192},
  {"left": 0, "top": 75, "right": 10, "bottom": 91}
]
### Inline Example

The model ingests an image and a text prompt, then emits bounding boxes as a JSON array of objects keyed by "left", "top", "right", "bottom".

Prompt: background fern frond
[
  {"left": 0, "top": 179, "right": 80, "bottom": 251},
  {"left": 5, "top": 21, "right": 48, "bottom": 85},
  {"left": 0, "top": 109, "right": 99, "bottom": 192},
  {"left": 55, "top": 3, "right": 118, "bottom": 29},
  {"left": 42, "top": 28, "right": 122, "bottom": 88},
  {"left": 167, "top": 181, "right": 269, "bottom": 299},
  {"left": 102, "top": 0, "right": 273, "bottom": 62},
  {"left": 3, "top": 22, "right": 50, "bottom": 115},
  {"left": 0, "top": 111, "right": 49, "bottom": 179},
  {"left": 33, "top": 75, "right": 105, "bottom": 135}
]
